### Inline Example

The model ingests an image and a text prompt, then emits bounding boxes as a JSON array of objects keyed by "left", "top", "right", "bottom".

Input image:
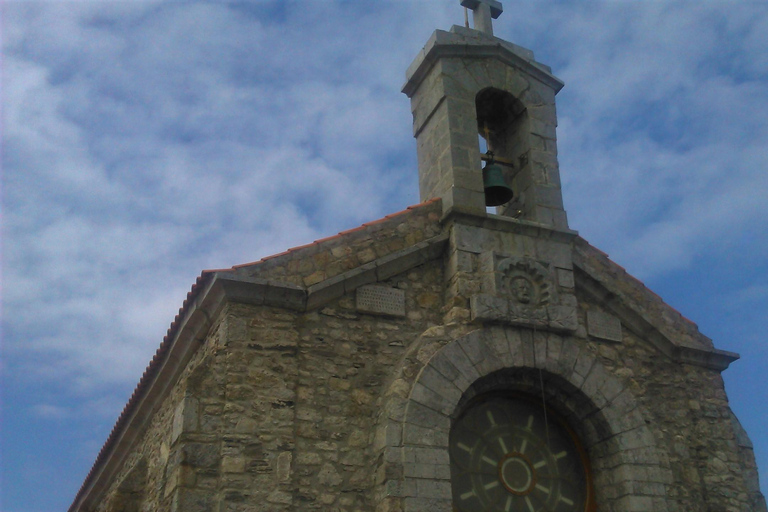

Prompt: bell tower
[{"left": 402, "top": 0, "right": 568, "bottom": 229}]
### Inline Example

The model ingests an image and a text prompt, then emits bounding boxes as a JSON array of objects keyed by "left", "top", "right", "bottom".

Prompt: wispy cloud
[{"left": 3, "top": 1, "right": 767, "bottom": 509}]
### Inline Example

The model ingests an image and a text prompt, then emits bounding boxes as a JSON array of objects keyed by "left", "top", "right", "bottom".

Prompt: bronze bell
[{"left": 482, "top": 162, "right": 514, "bottom": 206}]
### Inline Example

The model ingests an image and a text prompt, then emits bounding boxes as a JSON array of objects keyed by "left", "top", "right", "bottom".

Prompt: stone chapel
[{"left": 70, "top": 2, "right": 765, "bottom": 511}]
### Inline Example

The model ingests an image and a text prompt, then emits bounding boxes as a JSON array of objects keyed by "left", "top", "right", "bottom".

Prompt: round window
[{"left": 450, "top": 395, "right": 594, "bottom": 512}]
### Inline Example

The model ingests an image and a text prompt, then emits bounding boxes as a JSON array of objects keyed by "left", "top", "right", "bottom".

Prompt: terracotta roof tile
[{"left": 227, "top": 199, "right": 438, "bottom": 270}]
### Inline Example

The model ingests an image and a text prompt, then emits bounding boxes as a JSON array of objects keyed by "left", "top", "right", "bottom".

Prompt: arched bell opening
[
  {"left": 450, "top": 368, "right": 600, "bottom": 512},
  {"left": 475, "top": 88, "right": 528, "bottom": 214}
]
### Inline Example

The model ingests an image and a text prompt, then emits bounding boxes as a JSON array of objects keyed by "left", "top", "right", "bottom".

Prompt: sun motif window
[{"left": 450, "top": 394, "right": 595, "bottom": 512}]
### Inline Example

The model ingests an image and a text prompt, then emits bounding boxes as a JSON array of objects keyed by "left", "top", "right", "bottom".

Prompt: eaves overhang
[
  {"left": 573, "top": 240, "right": 739, "bottom": 372},
  {"left": 402, "top": 25, "right": 564, "bottom": 97}
]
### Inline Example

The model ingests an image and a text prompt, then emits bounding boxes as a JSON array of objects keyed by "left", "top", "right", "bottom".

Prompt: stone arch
[{"left": 375, "top": 327, "right": 670, "bottom": 512}]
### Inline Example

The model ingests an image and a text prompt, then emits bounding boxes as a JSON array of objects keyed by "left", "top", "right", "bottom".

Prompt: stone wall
[
  {"left": 234, "top": 200, "right": 443, "bottom": 289},
  {"left": 95, "top": 258, "right": 446, "bottom": 512},
  {"left": 374, "top": 313, "right": 761, "bottom": 512},
  {"left": 89, "top": 208, "right": 763, "bottom": 512},
  {"left": 95, "top": 314, "right": 228, "bottom": 511}
]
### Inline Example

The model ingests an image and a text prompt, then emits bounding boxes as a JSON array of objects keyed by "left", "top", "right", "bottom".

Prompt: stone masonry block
[
  {"left": 171, "top": 488, "right": 215, "bottom": 512},
  {"left": 531, "top": 331, "right": 547, "bottom": 368},
  {"left": 436, "top": 342, "right": 481, "bottom": 387},
  {"left": 544, "top": 333, "right": 563, "bottom": 373},
  {"left": 452, "top": 166, "right": 484, "bottom": 192},
  {"left": 343, "top": 262, "right": 377, "bottom": 293},
  {"left": 527, "top": 104, "right": 557, "bottom": 125},
  {"left": 522, "top": 77, "right": 556, "bottom": 106},
  {"left": 519, "top": 331, "right": 536, "bottom": 368},
  {"left": 403, "top": 423, "right": 449, "bottom": 447},
  {"left": 372, "top": 420, "right": 403, "bottom": 451},
  {"left": 529, "top": 117, "right": 557, "bottom": 139},
  {"left": 443, "top": 69, "right": 479, "bottom": 98},
  {"left": 410, "top": 382, "right": 454, "bottom": 415},
  {"left": 403, "top": 462, "right": 451, "bottom": 480},
  {"left": 306, "top": 273, "right": 346, "bottom": 311},
  {"left": 477, "top": 250, "right": 496, "bottom": 274},
  {"left": 416, "top": 365, "right": 463, "bottom": 406},
  {"left": 504, "top": 329, "right": 526, "bottom": 367},
  {"left": 484, "top": 328, "right": 516, "bottom": 367},
  {"left": 581, "top": 363, "right": 609, "bottom": 403},
  {"left": 172, "top": 396, "right": 199, "bottom": 444},
  {"left": 426, "top": 354, "right": 472, "bottom": 394},
  {"left": 451, "top": 249, "right": 475, "bottom": 274},
  {"left": 470, "top": 294, "right": 508, "bottom": 322},
  {"left": 551, "top": 209, "right": 569, "bottom": 230},
  {"left": 622, "top": 446, "right": 668, "bottom": 466},
  {"left": 573, "top": 347, "right": 595, "bottom": 381},
  {"left": 384, "top": 478, "right": 408, "bottom": 498},
  {"left": 474, "top": 352, "right": 508, "bottom": 377},
  {"left": 616, "top": 427, "right": 656, "bottom": 451},
  {"left": 503, "top": 69, "right": 531, "bottom": 98},
  {"left": 534, "top": 239, "right": 572, "bottom": 269},
  {"left": 609, "top": 388, "right": 640, "bottom": 418},
  {"left": 534, "top": 184, "right": 565, "bottom": 209},
  {"left": 415, "top": 478, "right": 452, "bottom": 500},
  {"left": 442, "top": 186, "right": 487, "bottom": 217},
  {"left": 403, "top": 446, "right": 450, "bottom": 466},
  {"left": 384, "top": 446, "right": 403, "bottom": 465},
  {"left": 263, "top": 281, "right": 306, "bottom": 310},
  {"left": 441, "top": 73, "right": 472, "bottom": 102},
  {"left": 403, "top": 497, "right": 452, "bottom": 512},
  {"left": 614, "top": 495, "right": 657, "bottom": 512},
  {"left": 412, "top": 84, "right": 448, "bottom": 136},
  {"left": 532, "top": 205, "right": 554, "bottom": 226},
  {"left": 404, "top": 401, "right": 451, "bottom": 432},
  {"left": 556, "top": 338, "right": 580, "bottom": 380},
  {"left": 599, "top": 374, "right": 625, "bottom": 404},
  {"left": 556, "top": 267, "right": 575, "bottom": 288},
  {"left": 456, "top": 331, "right": 488, "bottom": 365},
  {"left": 453, "top": 223, "right": 487, "bottom": 254}
]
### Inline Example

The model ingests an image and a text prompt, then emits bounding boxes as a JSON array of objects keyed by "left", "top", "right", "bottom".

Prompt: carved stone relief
[
  {"left": 473, "top": 254, "right": 577, "bottom": 332},
  {"left": 498, "top": 257, "right": 551, "bottom": 307}
]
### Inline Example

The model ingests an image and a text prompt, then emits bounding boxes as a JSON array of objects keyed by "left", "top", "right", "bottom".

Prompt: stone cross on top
[{"left": 461, "top": 0, "right": 503, "bottom": 36}]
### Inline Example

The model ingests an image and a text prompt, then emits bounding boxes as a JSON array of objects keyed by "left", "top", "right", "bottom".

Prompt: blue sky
[{"left": 2, "top": 1, "right": 767, "bottom": 510}]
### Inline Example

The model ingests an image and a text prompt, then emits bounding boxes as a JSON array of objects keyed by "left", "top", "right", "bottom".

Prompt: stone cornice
[
  {"left": 444, "top": 209, "right": 579, "bottom": 244},
  {"left": 402, "top": 25, "right": 564, "bottom": 97},
  {"left": 573, "top": 249, "right": 739, "bottom": 372}
]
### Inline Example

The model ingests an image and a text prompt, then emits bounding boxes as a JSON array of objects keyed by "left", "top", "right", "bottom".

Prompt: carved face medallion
[
  {"left": 498, "top": 258, "right": 551, "bottom": 307},
  {"left": 509, "top": 276, "right": 534, "bottom": 304}
]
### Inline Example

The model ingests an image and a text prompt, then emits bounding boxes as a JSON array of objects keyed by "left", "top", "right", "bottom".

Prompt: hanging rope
[{"left": 533, "top": 324, "right": 551, "bottom": 443}]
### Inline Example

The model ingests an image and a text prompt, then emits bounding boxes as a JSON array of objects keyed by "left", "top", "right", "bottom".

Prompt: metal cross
[{"left": 461, "top": 0, "right": 503, "bottom": 36}]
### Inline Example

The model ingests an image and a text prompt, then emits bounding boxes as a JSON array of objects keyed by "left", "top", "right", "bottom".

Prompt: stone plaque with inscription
[
  {"left": 587, "top": 310, "right": 623, "bottom": 342},
  {"left": 356, "top": 285, "right": 406, "bottom": 317}
]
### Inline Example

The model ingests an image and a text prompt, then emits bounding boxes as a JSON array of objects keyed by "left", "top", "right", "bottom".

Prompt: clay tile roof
[{"left": 230, "top": 197, "right": 440, "bottom": 270}]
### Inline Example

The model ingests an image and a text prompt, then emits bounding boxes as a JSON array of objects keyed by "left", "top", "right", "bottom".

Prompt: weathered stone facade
[{"left": 71, "top": 14, "right": 764, "bottom": 512}]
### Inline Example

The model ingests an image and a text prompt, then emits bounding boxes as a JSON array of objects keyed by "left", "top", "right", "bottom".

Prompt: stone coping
[
  {"left": 573, "top": 249, "right": 739, "bottom": 371},
  {"left": 444, "top": 209, "right": 579, "bottom": 243},
  {"left": 402, "top": 25, "right": 563, "bottom": 97}
]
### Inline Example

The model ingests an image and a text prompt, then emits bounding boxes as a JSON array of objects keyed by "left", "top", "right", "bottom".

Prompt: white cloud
[
  {"left": 3, "top": 1, "right": 768, "bottom": 507},
  {"left": 538, "top": 1, "right": 768, "bottom": 278}
]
